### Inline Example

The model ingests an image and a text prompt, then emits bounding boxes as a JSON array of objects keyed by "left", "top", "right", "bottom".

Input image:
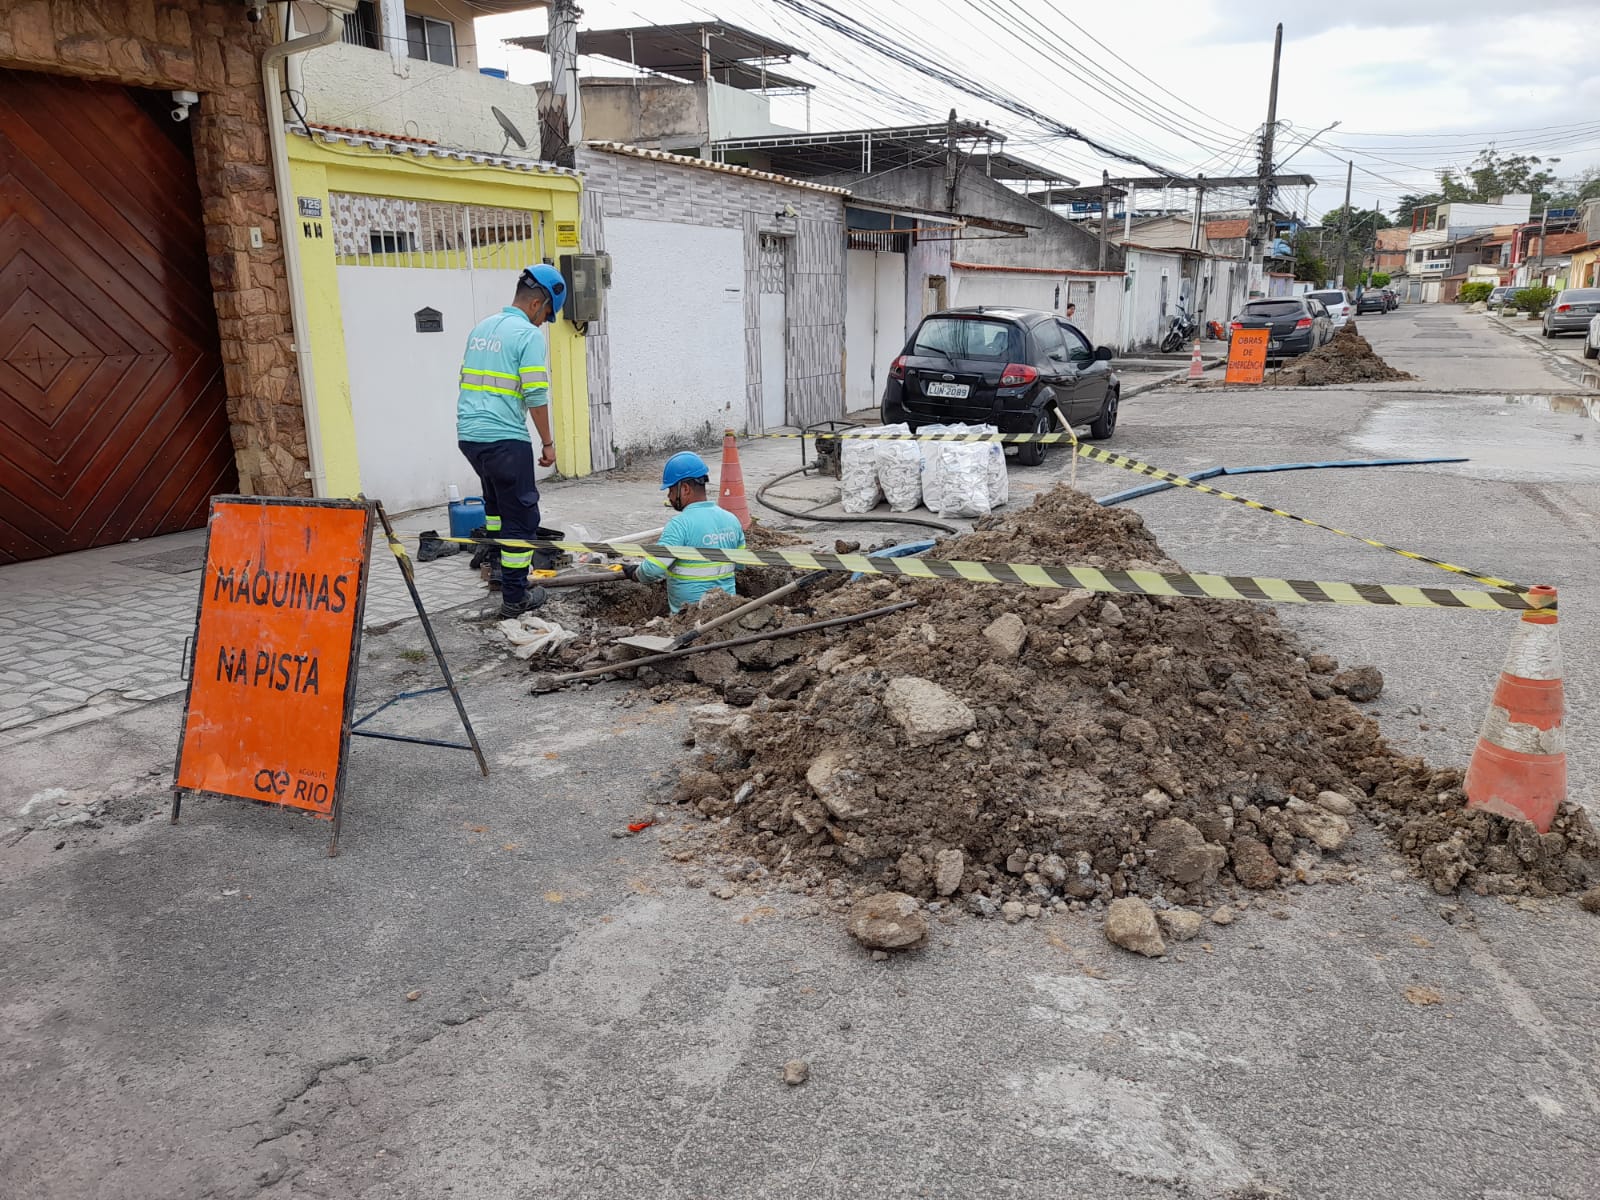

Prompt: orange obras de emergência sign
[
  {"left": 1224, "top": 328, "right": 1270, "bottom": 383},
  {"left": 176, "top": 500, "right": 371, "bottom": 817}
]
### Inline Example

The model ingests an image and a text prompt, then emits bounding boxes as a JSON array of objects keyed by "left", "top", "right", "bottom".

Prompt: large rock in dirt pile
[
  {"left": 1286, "top": 797, "right": 1353, "bottom": 851},
  {"left": 983, "top": 612, "right": 1028, "bottom": 659},
  {"left": 847, "top": 891, "right": 928, "bottom": 951},
  {"left": 1230, "top": 836, "right": 1280, "bottom": 889},
  {"left": 1146, "top": 817, "right": 1229, "bottom": 885},
  {"left": 1105, "top": 897, "right": 1166, "bottom": 957},
  {"left": 934, "top": 848, "right": 966, "bottom": 896},
  {"left": 806, "top": 750, "right": 878, "bottom": 820},
  {"left": 1332, "top": 666, "right": 1384, "bottom": 703},
  {"left": 883, "top": 676, "right": 975, "bottom": 746}
]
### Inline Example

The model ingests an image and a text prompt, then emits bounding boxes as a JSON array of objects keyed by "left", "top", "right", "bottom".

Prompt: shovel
[{"left": 615, "top": 570, "right": 828, "bottom": 654}]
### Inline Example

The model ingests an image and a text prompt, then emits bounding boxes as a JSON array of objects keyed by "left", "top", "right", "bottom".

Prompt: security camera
[{"left": 171, "top": 89, "right": 199, "bottom": 122}]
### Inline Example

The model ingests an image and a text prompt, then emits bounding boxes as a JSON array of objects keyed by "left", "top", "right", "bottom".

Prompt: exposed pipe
[
  {"left": 1094, "top": 457, "right": 1471, "bottom": 506},
  {"left": 263, "top": 3, "right": 345, "bottom": 496}
]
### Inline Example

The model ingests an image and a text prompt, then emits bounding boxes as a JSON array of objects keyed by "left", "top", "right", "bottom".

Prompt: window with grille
[{"left": 331, "top": 193, "right": 545, "bottom": 269}]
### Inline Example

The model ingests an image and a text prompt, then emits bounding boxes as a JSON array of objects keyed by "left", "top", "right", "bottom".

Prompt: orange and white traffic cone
[
  {"left": 1188, "top": 340, "right": 1204, "bottom": 381},
  {"left": 1463, "top": 585, "right": 1565, "bottom": 832},
  {"left": 717, "top": 429, "right": 752, "bottom": 530}
]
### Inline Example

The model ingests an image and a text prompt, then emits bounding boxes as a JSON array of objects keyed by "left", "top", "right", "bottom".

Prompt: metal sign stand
[{"left": 170, "top": 497, "right": 487, "bottom": 857}]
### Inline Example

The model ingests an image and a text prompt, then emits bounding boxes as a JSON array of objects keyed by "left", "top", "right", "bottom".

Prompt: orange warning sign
[
  {"left": 1224, "top": 328, "right": 1270, "bottom": 383},
  {"left": 175, "top": 498, "right": 372, "bottom": 818}
]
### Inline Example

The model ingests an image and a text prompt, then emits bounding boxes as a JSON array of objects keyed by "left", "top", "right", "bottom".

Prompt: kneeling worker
[{"left": 624, "top": 452, "right": 745, "bottom": 612}]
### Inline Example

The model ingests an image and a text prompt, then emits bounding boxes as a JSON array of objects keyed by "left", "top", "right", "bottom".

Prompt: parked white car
[
  {"left": 1585, "top": 313, "right": 1600, "bottom": 360},
  {"left": 1306, "top": 288, "right": 1355, "bottom": 328}
]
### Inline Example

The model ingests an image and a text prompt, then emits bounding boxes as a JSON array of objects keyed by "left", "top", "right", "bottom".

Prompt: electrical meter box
[{"left": 559, "top": 253, "right": 610, "bottom": 324}]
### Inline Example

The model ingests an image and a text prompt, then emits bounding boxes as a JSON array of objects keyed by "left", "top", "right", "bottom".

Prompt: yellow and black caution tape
[
  {"left": 385, "top": 534, "right": 1549, "bottom": 612},
  {"left": 759, "top": 429, "right": 1527, "bottom": 593}
]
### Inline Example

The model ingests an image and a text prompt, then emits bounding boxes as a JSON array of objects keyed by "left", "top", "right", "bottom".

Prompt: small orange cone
[
  {"left": 1464, "top": 585, "right": 1565, "bottom": 832},
  {"left": 717, "top": 429, "right": 751, "bottom": 530},
  {"left": 1188, "top": 340, "right": 1204, "bottom": 381}
]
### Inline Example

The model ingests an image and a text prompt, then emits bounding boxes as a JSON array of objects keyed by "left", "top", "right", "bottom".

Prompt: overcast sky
[{"left": 475, "top": 0, "right": 1600, "bottom": 222}]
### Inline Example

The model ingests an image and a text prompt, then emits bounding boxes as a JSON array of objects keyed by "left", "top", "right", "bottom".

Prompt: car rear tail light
[
  {"left": 1556, "top": 304, "right": 1572, "bottom": 312},
  {"left": 999, "top": 363, "right": 1037, "bottom": 387},
  {"left": 1230, "top": 321, "right": 1243, "bottom": 331},
  {"left": 1341, "top": 305, "right": 1351, "bottom": 315},
  {"left": 1294, "top": 318, "right": 1312, "bottom": 329},
  {"left": 889, "top": 355, "right": 907, "bottom": 380}
]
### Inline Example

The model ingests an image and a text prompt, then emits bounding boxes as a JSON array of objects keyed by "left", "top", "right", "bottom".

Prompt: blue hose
[
  {"left": 1095, "top": 456, "right": 1469, "bottom": 506},
  {"left": 852, "top": 539, "right": 937, "bottom": 580}
]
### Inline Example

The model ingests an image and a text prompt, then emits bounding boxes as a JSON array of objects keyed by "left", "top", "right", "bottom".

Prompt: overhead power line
[{"left": 771, "top": 0, "right": 1189, "bottom": 177}]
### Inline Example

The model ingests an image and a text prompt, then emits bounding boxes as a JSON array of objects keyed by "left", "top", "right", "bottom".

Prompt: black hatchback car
[
  {"left": 880, "top": 307, "right": 1118, "bottom": 465},
  {"left": 1230, "top": 296, "right": 1332, "bottom": 360}
]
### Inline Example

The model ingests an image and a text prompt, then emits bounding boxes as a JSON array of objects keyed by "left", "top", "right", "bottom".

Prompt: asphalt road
[{"left": 3, "top": 304, "right": 1599, "bottom": 1200}]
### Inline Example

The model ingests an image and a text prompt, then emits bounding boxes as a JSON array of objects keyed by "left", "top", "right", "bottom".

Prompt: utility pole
[
  {"left": 545, "top": 0, "right": 583, "bottom": 167},
  {"left": 1534, "top": 205, "right": 1549, "bottom": 283},
  {"left": 1251, "top": 23, "right": 1283, "bottom": 297},
  {"left": 943, "top": 108, "right": 959, "bottom": 213},
  {"left": 1333, "top": 160, "right": 1353, "bottom": 288},
  {"left": 1098, "top": 169, "right": 1110, "bottom": 270},
  {"left": 1190, "top": 174, "right": 1206, "bottom": 251}
]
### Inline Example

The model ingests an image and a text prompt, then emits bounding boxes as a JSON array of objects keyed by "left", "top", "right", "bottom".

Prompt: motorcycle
[{"left": 1159, "top": 305, "right": 1199, "bottom": 353}]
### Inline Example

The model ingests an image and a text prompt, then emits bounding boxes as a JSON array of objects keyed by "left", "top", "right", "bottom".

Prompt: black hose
[{"left": 755, "top": 465, "right": 960, "bottom": 534}]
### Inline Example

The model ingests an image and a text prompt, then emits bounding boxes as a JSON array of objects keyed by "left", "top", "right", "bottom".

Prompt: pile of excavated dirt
[
  {"left": 1276, "top": 320, "right": 1415, "bottom": 386},
  {"left": 668, "top": 486, "right": 1597, "bottom": 915}
]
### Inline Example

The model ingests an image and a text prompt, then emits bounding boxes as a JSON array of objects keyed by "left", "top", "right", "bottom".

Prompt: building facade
[{"left": 575, "top": 143, "right": 847, "bottom": 469}]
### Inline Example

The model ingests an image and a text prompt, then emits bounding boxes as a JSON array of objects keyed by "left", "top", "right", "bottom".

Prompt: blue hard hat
[
  {"left": 521, "top": 263, "right": 567, "bottom": 315},
  {"left": 661, "top": 451, "right": 711, "bottom": 490}
]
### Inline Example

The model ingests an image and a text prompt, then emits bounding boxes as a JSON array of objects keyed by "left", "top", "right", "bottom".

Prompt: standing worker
[
  {"left": 457, "top": 263, "right": 567, "bottom": 618},
  {"left": 623, "top": 452, "right": 745, "bottom": 612}
]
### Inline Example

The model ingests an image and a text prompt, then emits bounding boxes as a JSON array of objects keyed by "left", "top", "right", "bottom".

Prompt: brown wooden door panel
[
  {"left": 0, "top": 89, "right": 215, "bottom": 332},
  {"left": 0, "top": 67, "right": 237, "bottom": 563}
]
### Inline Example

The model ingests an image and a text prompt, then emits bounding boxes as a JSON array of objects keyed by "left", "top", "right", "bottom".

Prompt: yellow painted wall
[
  {"left": 1569, "top": 247, "right": 1600, "bottom": 289},
  {"left": 284, "top": 135, "right": 591, "bottom": 490}
]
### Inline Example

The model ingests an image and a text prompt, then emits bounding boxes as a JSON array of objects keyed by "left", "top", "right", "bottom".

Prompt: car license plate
[{"left": 925, "top": 381, "right": 969, "bottom": 399}]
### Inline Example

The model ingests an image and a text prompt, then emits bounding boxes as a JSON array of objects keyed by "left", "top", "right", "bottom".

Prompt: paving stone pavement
[{"left": 0, "top": 510, "right": 491, "bottom": 746}]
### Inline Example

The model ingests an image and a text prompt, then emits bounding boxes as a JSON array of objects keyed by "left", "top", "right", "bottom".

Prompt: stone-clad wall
[{"left": 0, "top": 1, "right": 309, "bottom": 495}]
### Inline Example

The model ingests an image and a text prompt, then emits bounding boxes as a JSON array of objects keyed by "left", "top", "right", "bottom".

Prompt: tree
[
  {"left": 1370, "top": 272, "right": 1391, "bottom": 288},
  {"left": 1292, "top": 230, "right": 1327, "bottom": 283},
  {"left": 1391, "top": 147, "right": 1568, "bottom": 222},
  {"left": 1320, "top": 206, "right": 1391, "bottom": 285},
  {"left": 1549, "top": 165, "right": 1600, "bottom": 209}
]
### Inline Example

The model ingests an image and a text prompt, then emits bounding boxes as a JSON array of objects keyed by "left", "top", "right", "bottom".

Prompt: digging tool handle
[
  {"left": 669, "top": 569, "right": 829, "bottom": 650},
  {"left": 546, "top": 599, "right": 917, "bottom": 687}
]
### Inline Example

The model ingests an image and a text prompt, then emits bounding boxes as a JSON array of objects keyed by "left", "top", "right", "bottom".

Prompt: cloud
[{"left": 1202, "top": 0, "right": 1591, "bottom": 42}]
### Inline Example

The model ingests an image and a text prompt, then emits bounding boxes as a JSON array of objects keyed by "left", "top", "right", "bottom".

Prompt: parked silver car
[
  {"left": 1584, "top": 313, "right": 1600, "bottom": 360},
  {"left": 1486, "top": 285, "right": 1519, "bottom": 311},
  {"left": 1541, "top": 288, "right": 1600, "bottom": 336}
]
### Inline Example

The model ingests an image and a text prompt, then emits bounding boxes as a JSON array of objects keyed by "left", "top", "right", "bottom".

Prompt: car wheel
[
  {"left": 1014, "top": 410, "right": 1050, "bottom": 467},
  {"left": 1542, "top": 323, "right": 1553, "bottom": 337},
  {"left": 1088, "top": 388, "right": 1118, "bottom": 440},
  {"left": 1584, "top": 340, "right": 1598, "bottom": 360}
]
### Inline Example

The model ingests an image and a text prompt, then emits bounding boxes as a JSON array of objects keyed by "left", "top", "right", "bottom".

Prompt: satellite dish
[{"left": 491, "top": 105, "right": 527, "bottom": 154}]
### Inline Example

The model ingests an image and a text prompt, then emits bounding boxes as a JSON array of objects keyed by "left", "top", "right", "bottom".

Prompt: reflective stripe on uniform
[
  {"left": 665, "top": 562, "right": 736, "bottom": 581},
  {"left": 501, "top": 549, "right": 534, "bottom": 569},
  {"left": 485, "top": 515, "right": 502, "bottom": 532}
]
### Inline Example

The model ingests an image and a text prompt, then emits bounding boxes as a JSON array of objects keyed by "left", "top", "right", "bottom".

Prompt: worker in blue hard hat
[
  {"left": 457, "top": 263, "right": 568, "bottom": 618},
  {"left": 623, "top": 451, "right": 745, "bottom": 612}
]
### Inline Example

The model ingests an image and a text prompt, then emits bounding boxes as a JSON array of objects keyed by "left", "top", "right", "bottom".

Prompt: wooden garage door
[{"left": 0, "top": 67, "right": 237, "bottom": 565}]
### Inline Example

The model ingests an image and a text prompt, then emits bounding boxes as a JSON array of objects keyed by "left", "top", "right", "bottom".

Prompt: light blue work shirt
[
  {"left": 456, "top": 306, "right": 549, "bottom": 444},
  {"left": 636, "top": 501, "right": 745, "bottom": 613}
]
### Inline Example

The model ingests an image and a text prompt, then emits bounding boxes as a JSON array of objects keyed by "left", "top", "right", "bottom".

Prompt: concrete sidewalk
[{"left": 0, "top": 428, "right": 952, "bottom": 745}]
